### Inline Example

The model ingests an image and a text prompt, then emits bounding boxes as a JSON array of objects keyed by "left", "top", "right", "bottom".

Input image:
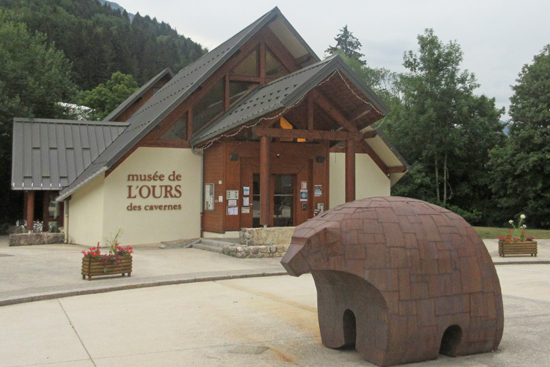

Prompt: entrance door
[
  {"left": 252, "top": 174, "right": 294, "bottom": 227},
  {"left": 273, "top": 175, "right": 294, "bottom": 227}
]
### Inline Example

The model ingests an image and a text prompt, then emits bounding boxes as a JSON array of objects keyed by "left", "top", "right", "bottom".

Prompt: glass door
[
  {"left": 273, "top": 175, "right": 293, "bottom": 227},
  {"left": 252, "top": 174, "right": 294, "bottom": 227}
]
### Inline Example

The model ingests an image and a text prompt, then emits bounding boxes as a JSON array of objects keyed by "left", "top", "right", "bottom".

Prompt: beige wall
[
  {"left": 329, "top": 152, "right": 390, "bottom": 208},
  {"left": 68, "top": 174, "right": 105, "bottom": 247},
  {"left": 102, "top": 147, "right": 202, "bottom": 246}
]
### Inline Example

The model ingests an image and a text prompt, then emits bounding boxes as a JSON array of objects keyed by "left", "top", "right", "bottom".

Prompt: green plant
[{"left": 497, "top": 214, "right": 535, "bottom": 242}]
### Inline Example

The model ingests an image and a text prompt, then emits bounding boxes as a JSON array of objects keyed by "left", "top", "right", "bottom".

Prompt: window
[
  {"left": 231, "top": 49, "right": 258, "bottom": 77},
  {"left": 160, "top": 115, "right": 187, "bottom": 140},
  {"left": 266, "top": 50, "right": 287, "bottom": 78},
  {"left": 193, "top": 79, "right": 224, "bottom": 133},
  {"left": 229, "top": 81, "right": 255, "bottom": 105}
]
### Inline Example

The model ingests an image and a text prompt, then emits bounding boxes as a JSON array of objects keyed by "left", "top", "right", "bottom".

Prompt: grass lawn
[{"left": 473, "top": 226, "right": 550, "bottom": 239}]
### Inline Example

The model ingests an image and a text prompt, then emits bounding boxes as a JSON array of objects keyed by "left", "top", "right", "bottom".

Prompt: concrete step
[{"left": 193, "top": 238, "right": 239, "bottom": 254}]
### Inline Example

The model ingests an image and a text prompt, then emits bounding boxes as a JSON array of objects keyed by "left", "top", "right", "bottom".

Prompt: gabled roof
[
  {"left": 57, "top": 7, "right": 318, "bottom": 201},
  {"left": 11, "top": 118, "right": 129, "bottom": 191},
  {"left": 190, "top": 55, "right": 390, "bottom": 147},
  {"left": 103, "top": 68, "right": 174, "bottom": 122}
]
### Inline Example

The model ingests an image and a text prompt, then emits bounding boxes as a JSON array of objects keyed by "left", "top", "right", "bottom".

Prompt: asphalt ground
[{"left": 0, "top": 237, "right": 549, "bottom": 366}]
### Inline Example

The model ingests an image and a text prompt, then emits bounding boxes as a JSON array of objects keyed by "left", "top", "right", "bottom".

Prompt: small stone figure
[{"left": 281, "top": 197, "right": 503, "bottom": 366}]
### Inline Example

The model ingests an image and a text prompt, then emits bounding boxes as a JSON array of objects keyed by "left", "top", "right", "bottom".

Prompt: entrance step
[{"left": 193, "top": 238, "right": 239, "bottom": 253}]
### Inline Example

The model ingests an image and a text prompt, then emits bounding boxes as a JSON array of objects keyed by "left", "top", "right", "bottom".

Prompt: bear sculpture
[{"left": 281, "top": 197, "right": 504, "bottom": 366}]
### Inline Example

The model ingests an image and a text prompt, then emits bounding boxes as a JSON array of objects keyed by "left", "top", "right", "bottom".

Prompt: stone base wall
[
  {"left": 223, "top": 244, "right": 289, "bottom": 258},
  {"left": 240, "top": 227, "right": 295, "bottom": 246},
  {"left": 10, "top": 233, "right": 65, "bottom": 246},
  {"left": 218, "top": 227, "right": 296, "bottom": 258}
]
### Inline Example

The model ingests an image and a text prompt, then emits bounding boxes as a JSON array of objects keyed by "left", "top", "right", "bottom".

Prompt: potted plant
[
  {"left": 81, "top": 230, "right": 133, "bottom": 280},
  {"left": 498, "top": 214, "right": 537, "bottom": 257}
]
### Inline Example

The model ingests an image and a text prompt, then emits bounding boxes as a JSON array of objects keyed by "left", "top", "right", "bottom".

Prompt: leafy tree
[
  {"left": 0, "top": 10, "right": 76, "bottom": 224},
  {"left": 326, "top": 25, "right": 365, "bottom": 64},
  {"left": 381, "top": 29, "right": 504, "bottom": 223},
  {"left": 77, "top": 71, "right": 138, "bottom": 120},
  {"left": 488, "top": 45, "right": 550, "bottom": 229},
  {"left": 1, "top": 0, "right": 206, "bottom": 90},
  {"left": 331, "top": 49, "right": 399, "bottom": 103}
]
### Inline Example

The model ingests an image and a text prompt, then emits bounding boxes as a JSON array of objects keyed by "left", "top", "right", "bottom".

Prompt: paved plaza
[{"left": 0, "top": 237, "right": 549, "bottom": 366}]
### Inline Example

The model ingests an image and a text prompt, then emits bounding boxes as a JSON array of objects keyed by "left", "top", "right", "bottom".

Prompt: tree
[
  {"left": 488, "top": 45, "right": 550, "bottom": 229},
  {"left": 381, "top": 29, "right": 504, "bottom": 223},
  {"left": 0, "top": 10, "right": 76, "bottom": 224},
  {"left": 326, "top": 25, "right": 365, "bottom": 64},
  {"left": 77, "top": 71, "right": 139, "bottom": 120}
]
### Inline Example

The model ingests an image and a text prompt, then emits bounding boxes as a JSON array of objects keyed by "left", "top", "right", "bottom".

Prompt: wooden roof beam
[
  {"left": 387, "top": 166, "right": 407, "bottom": 174},
  {"left": 310, "top": 90, "right": 358, "bottom": 133},
  {"left": 358, "top": 139, "right": 388, "bottom": 175},
  {"left": 255, "top": 127, "right": 364, "bottom": 141},
  {"left": 294, "top": 54, "right": 312, "bottom": 66},
  {"left": 349, "top": 104, "right": 373, "bottom": 122}
]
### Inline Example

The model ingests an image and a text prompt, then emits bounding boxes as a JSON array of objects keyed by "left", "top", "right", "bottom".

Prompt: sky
[{"left": 117, "top": 0, "right": 550, "bottom": 120}]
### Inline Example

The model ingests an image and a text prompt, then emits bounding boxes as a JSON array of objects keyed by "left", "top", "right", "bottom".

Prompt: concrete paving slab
[
  {"left": 0, "top": 300, "right": 90, "bottom": 367},
  {"left": 1, "top": 265, "right": 550, "bottom": 367}
]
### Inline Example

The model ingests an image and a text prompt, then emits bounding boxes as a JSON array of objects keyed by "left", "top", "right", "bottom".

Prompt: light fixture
[
  {"left": 316, "top": 156, "right": 325, "bottom": 163},
  {"left": 229, "top": 154, "right": 239, "bottom": 161}
]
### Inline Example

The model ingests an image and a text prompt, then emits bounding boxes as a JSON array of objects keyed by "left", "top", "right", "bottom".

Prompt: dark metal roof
[
  {"left": 57, "top": 7, "right": 318, "bottom": 201},
  {"left": 103, "top": 68, "right": 174, "bottom": 122},
  {"left": 190, "top": 55, "right": 390, "bottom": 147},
  {"left": 11, "top": 118, "right": 129, "bottom": 191}
]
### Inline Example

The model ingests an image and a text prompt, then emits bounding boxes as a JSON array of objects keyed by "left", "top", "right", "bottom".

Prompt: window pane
[
  {"left": 160, "top": 115, "right": 187, "bottom": 140},
  {"left": 231, "top": 49, "right": 258, "bottom": 76},
  {"left": 266, "top": 50, "right": 287, "bottom": 78},
  {"left": 229, "top": 81, "right": 255, "bottom": 105},
  {"left": 193, "top": 79, "right": 224, "bottom": 133}
]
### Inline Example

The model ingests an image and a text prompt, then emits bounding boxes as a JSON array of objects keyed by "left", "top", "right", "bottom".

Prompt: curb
[{"left": 0, "top": 270, "right": 288, "bottom": 307}]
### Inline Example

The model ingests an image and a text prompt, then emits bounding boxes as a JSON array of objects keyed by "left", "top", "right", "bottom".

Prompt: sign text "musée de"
[{"left": 127, "top": 171, "right": 182, "bottom": 199}]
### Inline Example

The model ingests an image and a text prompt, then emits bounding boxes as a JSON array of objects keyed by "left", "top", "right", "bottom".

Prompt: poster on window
[{"left": 300, "top": 189, "right": 308, "bottom": 202}]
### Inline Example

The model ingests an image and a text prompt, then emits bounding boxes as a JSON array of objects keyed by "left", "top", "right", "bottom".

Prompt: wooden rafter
[
  {"left": 255, "top": 127, "right": 364, "bottom": 141},
  {"left": 294, "top": 54, "right": 312, "bottom": 66},
  {"left": 358, "top": 139, "right": 388, "bottom": 175},
  {"left": 349, "top": 104, "right": 373, "bottom": 122},
  {"left": 310, "top": 90, "right": 358, "bottom": 133}
]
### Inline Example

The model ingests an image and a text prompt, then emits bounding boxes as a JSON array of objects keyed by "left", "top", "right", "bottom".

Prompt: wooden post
[
  {"left": 260, "top": 135, "right": 271, "bottom": 226},
  {"left": 43, "top": 191, "right": 50, "bottom": 232},
  {"left": 26, "top": 191, "right": 35, "bottom": 231},
  {"left": 345, "top": 140, "right": 356, "bottom": 203}
]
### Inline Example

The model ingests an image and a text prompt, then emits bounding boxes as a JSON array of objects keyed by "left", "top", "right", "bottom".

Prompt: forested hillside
[{"left": 0, "top": 0, "right": 206, "bottom": 90}]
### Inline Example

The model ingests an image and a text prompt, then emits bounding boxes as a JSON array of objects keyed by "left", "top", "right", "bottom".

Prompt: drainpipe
[
  {"left": 64, "top": 199, "right": 69, "bottom": 243},
  {"left": 192, "top": 146, "right": 205, "bottom": 237}
]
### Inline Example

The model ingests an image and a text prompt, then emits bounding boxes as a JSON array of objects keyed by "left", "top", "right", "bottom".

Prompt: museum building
[{"left": 11, "top": 8, "right": 408, "bottom": 246}]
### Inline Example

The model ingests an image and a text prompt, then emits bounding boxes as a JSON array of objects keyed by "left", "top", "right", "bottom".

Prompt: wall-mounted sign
[
  {"left": 314, "top": 185, "right": 322, "bottom": 197},
  {"left": 301, "top": 181, "right": 307, "bottom": 190},
  {"left": 226, "top": 190, "right": 239, "bottom": 200},
  {"left": 126, "top": 171, "right": 184, "bottom": 212},
  {"left": 242, "top": 207, "right": 250, "bottom": 214},
  {"left": 228, "top": 199, "right": 237, "bottom": 207},
  {"left": 300, "top": 189, "right": 308, "bottom": 202},
  {"left": 204, "top": 183, "right": 214, "bottom": 210},
  {"left": 242, "top": 197, "right": 250, "bottom": 207},
  {"left": 227, "top": 206, "right": 238, "bottom": 215},
  {"left": 243, "top": 186, "right": 250, "bottom": 196}
]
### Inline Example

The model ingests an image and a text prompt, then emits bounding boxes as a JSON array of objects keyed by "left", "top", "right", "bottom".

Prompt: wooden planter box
[
  {"left": 82, "top": 255, "right": 132, "bottom": 280},
  {"left": 498, "top": 240, "right": 537, "bottom": 257}
]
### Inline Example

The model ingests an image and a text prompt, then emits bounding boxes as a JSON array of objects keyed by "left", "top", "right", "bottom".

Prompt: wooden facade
[{"left": 203, "top": 140, "right": 329, "bottom": 232}]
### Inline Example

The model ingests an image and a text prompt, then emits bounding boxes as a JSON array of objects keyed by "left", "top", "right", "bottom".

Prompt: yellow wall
[
  {"left": 329, "top": 152, "right": 390, "bottom": 208},
  {"left": 102, "top": 147, "right": 202, "bottom": 245},
  {"left": 68, "top": 174, "right": 105, "bottom": 247}
]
